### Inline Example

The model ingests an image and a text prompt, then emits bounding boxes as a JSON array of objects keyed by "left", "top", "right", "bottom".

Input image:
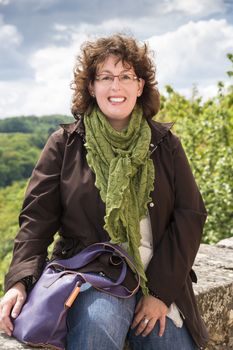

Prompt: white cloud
[
  {"left": 31, "top": 46, "right": 74, "bottom": 82},
  {"left": 162, "top": 0, "right": 225, "bottom": 16},
  {"left": 52, "top": 18, "right": 164, "bottom": 43},
  {"left": 0, "top": 32, "right": 88, "bottom": 117},
  {"left": 0, "top": 17, "right": 232, "bottom": 118},
  {"left": 0, "top": 0, "right": 10, "bottom": 5},
  {"left": 0, "top": 16, "right": 22, "bottom": 49},
  {"left": 0, "top": 79, "right": 72, "bottom": 117},
  {"left": 148, "top": 19, "right": 233, "bottom": 95}
]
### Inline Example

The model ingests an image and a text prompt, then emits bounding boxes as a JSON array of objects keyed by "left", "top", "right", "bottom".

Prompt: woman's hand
[
  {"left": 131, "top": 295, "right": 168, "bottom": 337},
  {"left": 0, "top": 282, "right": 27, "bottom": 336}
]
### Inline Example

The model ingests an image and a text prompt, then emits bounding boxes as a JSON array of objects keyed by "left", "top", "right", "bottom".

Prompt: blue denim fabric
[
  {"left": 66, "top": 283, "right": 136, "bottom": 350},
  {"left": 128, "top": 317, "right": 197, "bottom": 350},
  {"left": 128, "top": 290, "right": 198, "bottom": 350},
  {"left": 66, "top": 285, "right": 197, "bottom": 350}
]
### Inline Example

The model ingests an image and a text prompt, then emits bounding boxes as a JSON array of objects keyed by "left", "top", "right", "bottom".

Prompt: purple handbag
[{"left": 13, "top": 242, "right": 140, "bottom": 350}]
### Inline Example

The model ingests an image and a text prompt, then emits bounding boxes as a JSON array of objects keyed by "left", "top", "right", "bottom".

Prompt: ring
[{"left": 142, "top": 317, "right": 149, "bottom": 325}]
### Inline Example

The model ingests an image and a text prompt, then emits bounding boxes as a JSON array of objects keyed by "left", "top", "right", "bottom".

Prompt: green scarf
[{"left": 84, "top": 105, "right": 155, "bottom": 294}]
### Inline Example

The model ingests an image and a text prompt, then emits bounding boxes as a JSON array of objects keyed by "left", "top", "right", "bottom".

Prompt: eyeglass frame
[{"left": 95, "top": 72, "right": 141, "bottom": 84}]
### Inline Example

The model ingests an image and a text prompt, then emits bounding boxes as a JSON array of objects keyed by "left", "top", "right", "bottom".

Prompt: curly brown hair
[{"left": 71, "top": 34, "right": 160, "bottom": 119}]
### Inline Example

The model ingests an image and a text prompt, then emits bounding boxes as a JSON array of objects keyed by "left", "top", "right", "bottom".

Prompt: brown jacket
[{"left": 5, "top": 117, "right": 208, "bottom": 349}]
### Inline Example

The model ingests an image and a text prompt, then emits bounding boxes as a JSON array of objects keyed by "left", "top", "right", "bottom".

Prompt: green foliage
[
  {"left": 157, "top": 69, "right": 233, "bottom": 243},
  {"left": 0, "top": 115, "right": 75, "bottom": 187},
  {"left": 0, "top": 180, "right": 58, "bottom": 295},
  {"left": 0, "top": 180, "right": 27, "bottom": 294},
  {"left": 0, "top": 133, "right": 40, "bottom": 187},
  {"left": 226, "top": 53, "right": 233, "bottom": 77},
  {"left": 0, "top": 114, "right": 74, "bottom": 134}
]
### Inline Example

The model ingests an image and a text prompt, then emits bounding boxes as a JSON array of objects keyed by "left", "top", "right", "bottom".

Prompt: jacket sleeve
[
  {"left": 4, "top": 129, "right": 66, "bottom": 292},
  {"left": 146, "top": 135, "right": 207, "bottom": 307}
]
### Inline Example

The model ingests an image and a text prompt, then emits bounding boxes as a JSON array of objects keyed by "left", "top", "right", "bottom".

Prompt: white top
[{"left": 139, "top": 216, "right": 183, "bottom": 328}]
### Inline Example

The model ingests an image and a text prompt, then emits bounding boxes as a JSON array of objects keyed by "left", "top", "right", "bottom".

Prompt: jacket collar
[
  {"left": 60, "top": 115, "right": 174, "bottom": 148},
  {"left": 60, "top": 115, "right": 85, "bottom": 141},
  {"left": 147, "top": 119, "right": 174, "bottom": 152}
]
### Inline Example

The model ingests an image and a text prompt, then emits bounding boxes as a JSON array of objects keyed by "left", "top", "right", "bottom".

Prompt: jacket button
[{"left": 149, "top": 202, "right": 155, "bottom": 207}]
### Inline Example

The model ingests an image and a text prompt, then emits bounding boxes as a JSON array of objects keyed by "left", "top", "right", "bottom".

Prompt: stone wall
[
  {"left": 0, "top": 237, "right": 233, "bottom": 350},
  {"left": 194, "top": 238, "right": 233, "bottom": 349}
]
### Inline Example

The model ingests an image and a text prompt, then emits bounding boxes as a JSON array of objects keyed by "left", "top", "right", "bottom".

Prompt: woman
[{"left": 0, "top": 34, "right": 208, "bottom": 349}]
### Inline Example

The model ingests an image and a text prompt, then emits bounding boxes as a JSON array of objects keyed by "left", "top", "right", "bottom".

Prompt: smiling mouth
[{"left": 108, "top": 97, "right": 126, "bottom": 103}]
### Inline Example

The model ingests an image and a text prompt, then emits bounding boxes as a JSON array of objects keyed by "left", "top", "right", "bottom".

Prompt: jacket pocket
[{"left": 190, "top": 269, "right": 197, "bottom": 283}]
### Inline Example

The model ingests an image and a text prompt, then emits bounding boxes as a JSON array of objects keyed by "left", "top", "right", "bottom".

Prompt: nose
[{"left": 111, "top": 76, "right": 121, "bottom": 90}]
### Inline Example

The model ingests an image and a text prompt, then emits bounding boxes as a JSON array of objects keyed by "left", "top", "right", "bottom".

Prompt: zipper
[{"left": 65, "top": 280, "right": 83, "bottom": 307}]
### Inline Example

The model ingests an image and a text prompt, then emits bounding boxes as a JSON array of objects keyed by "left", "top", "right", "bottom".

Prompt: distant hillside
[
  {"left": 0, "top": 115, "right": 74, "bottom": 133},
  {"left": 0, "top": 180, "right": 57, "bottom": 295},
  {"left": 0, "top": 180, "right": 27, "bottom": 294},
  {"left": 0, "top": 115, "right": 75, "bottom": 187}
]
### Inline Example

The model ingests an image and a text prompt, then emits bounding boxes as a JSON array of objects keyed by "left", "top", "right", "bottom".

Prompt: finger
[
  {"left": 131, "top": 313, "right": 145, "bottom": 329},
  {"left": 135, "top": 317, "right": 153, "bottom": 336},
  {"left": 159, "top": 315, "right": 166, "bottom": 337},
  {"left": 0, "top": 304, "right": 14, "bottom": 336},
  {"left": 0, "top": 322, "right": 9, "bottom": 337},
  {"left": 141, "top": 318, "right": 157, "bottom": 337},
  {"left": 11, "top": 295, "right": 25, "bottom": 319},
  {"left": 0, "top": 321, "right": 13, "bottom": 337}
]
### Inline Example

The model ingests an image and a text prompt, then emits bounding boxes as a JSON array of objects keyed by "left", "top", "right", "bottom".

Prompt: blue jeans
[{"left": 66, "top": 284, "right": 197, "bottom": 350}]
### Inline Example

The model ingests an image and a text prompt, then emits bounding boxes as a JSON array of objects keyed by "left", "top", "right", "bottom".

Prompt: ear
[
  {"left": 88, "top": 82, "right": 95, "bottom": 97},
  {"left": 137, "top": 78, "right": 145, "bottom": 97}
]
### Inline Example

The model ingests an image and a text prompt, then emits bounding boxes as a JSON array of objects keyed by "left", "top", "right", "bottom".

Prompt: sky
[{"left": 0, "top": 0, "right": 232, "bottom": 118}]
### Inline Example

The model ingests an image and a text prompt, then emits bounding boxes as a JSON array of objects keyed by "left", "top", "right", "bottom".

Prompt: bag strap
[
  {"left": 48, "top": 242, "right": 140, "bottom": 298},
  {"left": 80, "top": 271, "right": 138, "bottom": 297},
  {"left": 49, "top": 242, "right": 137, "bottom": 273}
]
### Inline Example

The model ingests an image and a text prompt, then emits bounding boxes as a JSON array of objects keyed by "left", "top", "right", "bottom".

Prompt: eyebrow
[{"left": 97, "top": 69, "right": 133, "bottom": 74}]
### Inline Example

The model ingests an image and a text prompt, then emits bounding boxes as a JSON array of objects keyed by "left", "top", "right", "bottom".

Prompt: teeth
[{"left": 109, "top": 97, "right": 125, "bottom": 103}]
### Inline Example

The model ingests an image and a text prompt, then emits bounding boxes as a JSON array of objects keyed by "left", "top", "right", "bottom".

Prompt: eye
[
  {"left": 100, "top": 74, "right": 113, "bottom": 81},
  {"left": 120, "top": 74, "right": 132, "bottom": 81}
]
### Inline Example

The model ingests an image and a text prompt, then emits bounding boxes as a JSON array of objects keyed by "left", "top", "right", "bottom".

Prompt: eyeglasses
[{"left": 95, "top": 73, "right": 139, "bottom": 85}]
